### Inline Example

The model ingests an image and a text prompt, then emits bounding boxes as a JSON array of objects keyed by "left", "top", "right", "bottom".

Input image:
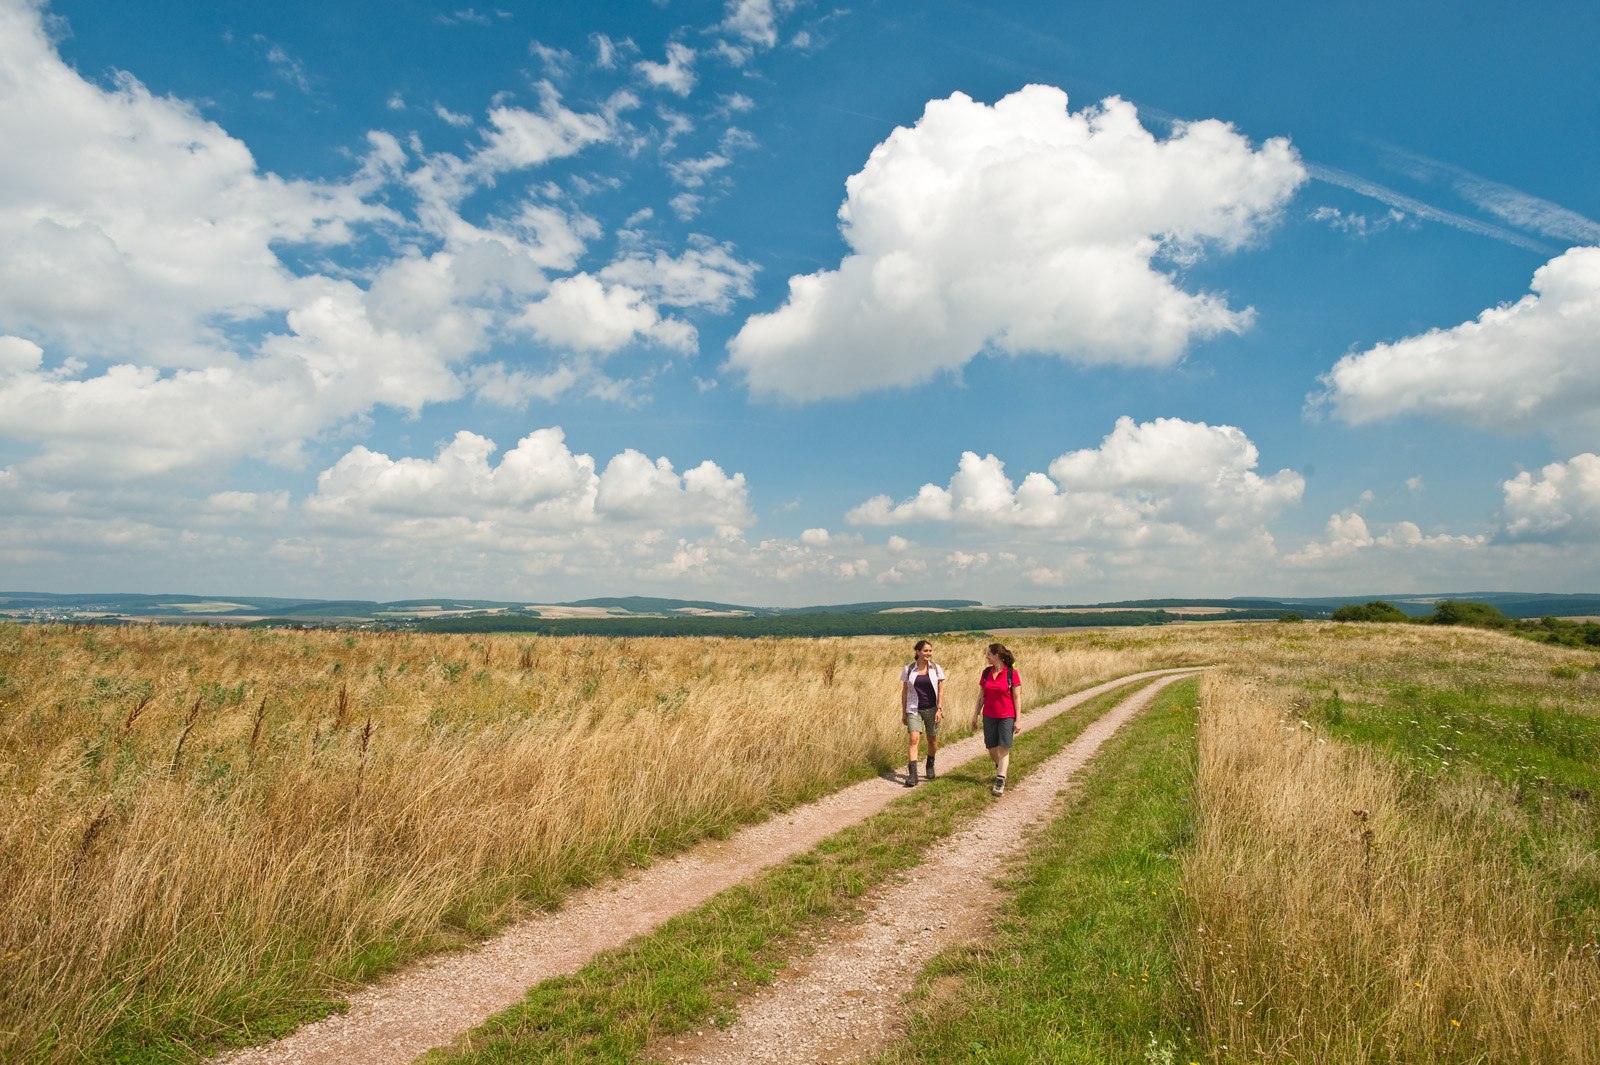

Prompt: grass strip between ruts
[
  {"left": 424, "top": 678, "right": 1165, "bottom": 1064},
  {"left": 866, "top": 677, "right": 1200, "bottom": 1065}
]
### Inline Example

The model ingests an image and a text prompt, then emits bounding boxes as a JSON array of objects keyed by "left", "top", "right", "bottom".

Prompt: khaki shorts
[{"left": 905, "top": 707, "right": 940, "bottom": 736}]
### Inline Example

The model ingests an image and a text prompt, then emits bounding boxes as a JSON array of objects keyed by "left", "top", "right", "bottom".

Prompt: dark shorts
[{"left": 983, "top": 716, "right": 1015, "bottom": 749}]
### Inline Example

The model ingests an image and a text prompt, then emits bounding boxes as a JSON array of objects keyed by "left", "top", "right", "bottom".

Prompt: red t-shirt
[{"left": 979, "top": 666, "right": 1021, "bottom": 718}]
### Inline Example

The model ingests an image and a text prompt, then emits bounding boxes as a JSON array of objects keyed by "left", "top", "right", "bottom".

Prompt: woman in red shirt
[{"left": 970, "top": 642, "right": 1022, "bottom": 796}]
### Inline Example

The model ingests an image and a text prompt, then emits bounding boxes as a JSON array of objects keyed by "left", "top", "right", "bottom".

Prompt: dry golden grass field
[{"left": 2, "top": 620, "right": 1597, "bottom": 1062}]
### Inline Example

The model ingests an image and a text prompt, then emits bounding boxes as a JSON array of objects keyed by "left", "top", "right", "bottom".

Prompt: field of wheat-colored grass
[
  {"left": 0, "top": 623, "right": 1211, "bottom": 1061},
  {"left": 7, "top": 620, "right": 1597, "bottom": 1063}
]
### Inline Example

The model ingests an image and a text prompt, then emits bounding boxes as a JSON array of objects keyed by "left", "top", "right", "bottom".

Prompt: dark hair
[
  {"left": 987, "top": 642, "right": 1015, "bottom": 669},
  {"left": 913, "top": 639, "right": 932, "bottom": 654}
]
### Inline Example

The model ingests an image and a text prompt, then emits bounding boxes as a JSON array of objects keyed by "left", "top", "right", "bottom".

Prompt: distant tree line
[{"left": 1332, "top": 599, "right": 1600, "bottom": 648}]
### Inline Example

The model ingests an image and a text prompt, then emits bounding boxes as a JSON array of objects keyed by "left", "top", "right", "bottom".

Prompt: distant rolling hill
[{"left": 4, "top": 590, "right": 1596, "bottom": 631}]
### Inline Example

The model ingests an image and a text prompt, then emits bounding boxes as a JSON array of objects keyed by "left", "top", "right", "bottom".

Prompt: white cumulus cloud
[
  {"left": 727, "top": 85, "right": 1306, "bottom": 400},
  {"left": 306, "top": 428, "right": 751, "bottom": 534},
  {"left": 1286, "top": 509, "right": 1487, "bottom": 566},
  {"left": 0, "top": 0, "right": 388, "bottom": 364},
  {"left": 0, "top": 2, "right": 673, "bottom": 487},
  {"left": 1501, "top": 453, "right": 1600, "bottom": 542},
  {"left": 1315, "top": 245, "right": 1600, "bottom": 438},
  {"left": 847, "top": 416, "right": 1303, "bottom": 547},
  {"left": 515, "top": 273, "right": 698, "bottom": 353},
  {"left": 0, "top": 334, "right": 43, "bottom": 375}
]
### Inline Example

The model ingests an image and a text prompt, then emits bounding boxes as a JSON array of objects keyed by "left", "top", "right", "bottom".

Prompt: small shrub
[
  {"left": 1330, "top": 600, "right": 1410, "bottom": 623},
  {"left": 1426, "top": 599, "right": 1510, "bottom": 629}
]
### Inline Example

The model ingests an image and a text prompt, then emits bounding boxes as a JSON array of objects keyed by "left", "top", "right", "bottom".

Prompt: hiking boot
[
  {"left": 991, "top": 775, "right": 1005, "bottom": 797},
  {"left": 924, "top": 757, "right": 936, "bottom": 781},
  {"left": 905, "top": 762, "right": 918, "bottom": 787}
]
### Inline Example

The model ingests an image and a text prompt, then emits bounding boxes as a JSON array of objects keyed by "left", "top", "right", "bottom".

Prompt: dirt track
[
  {"left": 215, "top": 668, "right": 1199, "bottom": 1065},
  {"left": 651, "top": 671, "right": 1196, "bottom": 1064}
]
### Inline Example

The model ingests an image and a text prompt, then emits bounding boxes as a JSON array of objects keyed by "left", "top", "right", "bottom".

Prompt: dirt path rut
[
  {"left": 215, "top": 668, "right": 1198, "bottom": 1065},
  {"left": 650, "top": 671, "right": 1197, "bottom": 1064}
]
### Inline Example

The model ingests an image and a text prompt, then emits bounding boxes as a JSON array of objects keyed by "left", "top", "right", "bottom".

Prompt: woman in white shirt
[{"left": 898, "top": 639, "right": 945, "bottom": 786}]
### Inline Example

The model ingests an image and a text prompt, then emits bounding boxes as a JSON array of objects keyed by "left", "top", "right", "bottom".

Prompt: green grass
[
  {"left": 1317, "top": 681, "right": 1600, "bottom": 796},
  {"left": 1315, "top": 678, "right": 1600, "bottom": 942},
  {"left": 866, "top": 678, "right": 1199, "bottom": 1065},
  {"left": 98, "top": 995, "right": 346, "bottom": 1065},
  {"left": 424, "top": 679, "right": 1163, "bottom": 1064}
]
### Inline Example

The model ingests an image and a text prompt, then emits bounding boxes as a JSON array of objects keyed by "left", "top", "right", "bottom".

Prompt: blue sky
[{"left": 2, "top": 0, "right": 1597, "bottom": 606}]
